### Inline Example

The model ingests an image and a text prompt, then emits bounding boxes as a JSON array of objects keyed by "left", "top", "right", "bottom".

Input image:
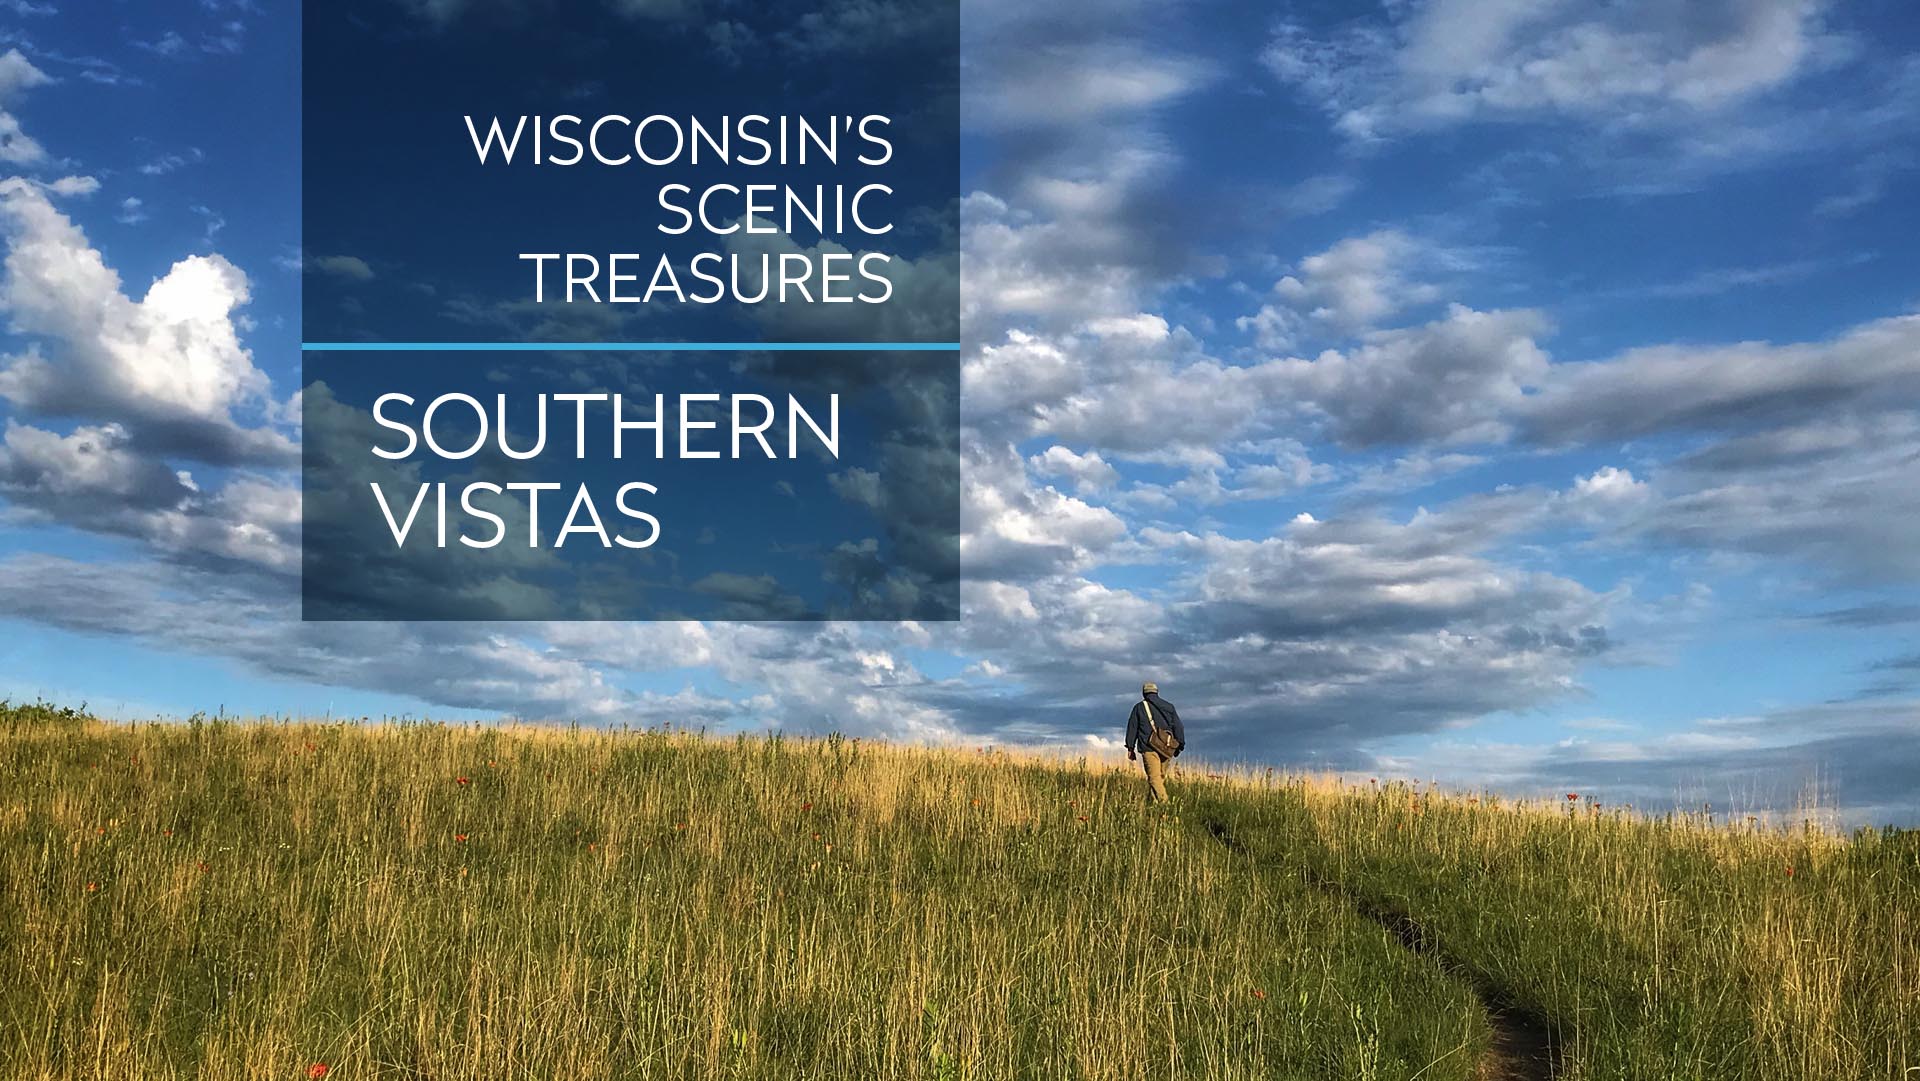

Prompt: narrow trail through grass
[
  {"left": 1186, "top": 774, "right": 1918, "bottom": 1080},
  {"left": 1334, "top": 900, "right": 1556, "bottom": 1081},
  {"left": 1196, "top": 812, "right": 1556, "bottom": 1081}
]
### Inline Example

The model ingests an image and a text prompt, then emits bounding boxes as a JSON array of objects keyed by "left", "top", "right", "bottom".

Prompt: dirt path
[
  {"left": 1342, "top": 895, "right": 1559, "bottom": 1081},
  {"left": 1202, "top": 819, "right": 1559, "bottom": 1081}
]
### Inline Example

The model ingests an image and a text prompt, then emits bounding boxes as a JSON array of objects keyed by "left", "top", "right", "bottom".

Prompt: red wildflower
[
  {"left": 674, "top": 822, "right": 687, "bottom": 830},
  {"left": 801, "top": 802, "right": 813, "bottom": 812},
  {"left": 307, "top": 1064, "right": 330, "bottom": 1079},
  {"left": 85, "top": 881, "right": 98, "bottom": 892},
  {"left": 1076, "top": 815, "right": 1089, "bottom": 822},
  {"left": 454, "top": 834, "right": 468, "bottom": 843},
  {"left": 1251, "top": 989, "right": 1267, "bottom": 1000},
  {"left": 162, "top": 829, "right": 174, "bottom": 836},
  {"left": 197, "top": 861, "right": 211, "bottom": 873},
  {"left": 1785, "top": 865, "right": 1795, "bottom": 878},
  {"left": 455, "top": 776, "right": 471, "bottom": 786},
  {"left": 1566, "top": 793, "right": 1579, "bottom": 801}
]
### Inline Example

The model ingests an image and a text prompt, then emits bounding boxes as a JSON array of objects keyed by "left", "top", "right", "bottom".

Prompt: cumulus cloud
[
  {"left": 1028, "top": 445, "right": 1118, "bottom": 493},
  {"left": 961, "top": 440, "right": 1126, "bottom": 582},
  {"left": 0, "top": 420, "right": 194, "bottom": 515},
  {"left": 0, "top": 420, "right": 298, "bottom": 572},
  {"left": 960, "top": 147, "right": 1181, "bottom": 336},
  {"left": 1238, "top": 230, "right": 1450, "bottom": 349},
  {"left": 0, "top": 178, "right": 295, "bottom": 466},
  {"left": 901, "top": 489, "right": 1613, "bottom": 760},
  {"left": 1275, "top": 305, "right": 1552, "bottom": 448}
]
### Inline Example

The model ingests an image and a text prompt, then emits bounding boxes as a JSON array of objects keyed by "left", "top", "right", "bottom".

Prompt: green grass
[
  {"left": 0, "top": 705, "right": 1484, "bottom": 1080},
  {"left": 1, "top": 702, "right": 1913, "bottom": 1079},
  {"left": 1192, "top": 776, "right": 1920, "bottom": 1080}
]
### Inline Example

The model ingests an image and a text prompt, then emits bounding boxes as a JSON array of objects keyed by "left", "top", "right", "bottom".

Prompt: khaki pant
[{"left": 1140, "top": 748, "right": 1171, "bottom": 803}]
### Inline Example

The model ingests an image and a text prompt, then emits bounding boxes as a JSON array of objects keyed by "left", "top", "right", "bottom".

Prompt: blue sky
[{"left": 1, "top": 0, "right": 1918, "bottom": 822}]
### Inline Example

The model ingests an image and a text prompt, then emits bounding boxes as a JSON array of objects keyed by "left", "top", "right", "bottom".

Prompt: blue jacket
[{"left": 1125, "top": 693, "right": 1184, "bottom": 755}]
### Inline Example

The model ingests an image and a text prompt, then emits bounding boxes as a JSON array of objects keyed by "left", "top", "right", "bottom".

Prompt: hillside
[{"left": 1, "top": 703, "right": 1914, "bottom": 1080}]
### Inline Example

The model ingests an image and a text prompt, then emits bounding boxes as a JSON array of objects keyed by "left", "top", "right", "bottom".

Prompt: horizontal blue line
[{"left": 302, "top": 341, "right": 960, "bottom": 352}]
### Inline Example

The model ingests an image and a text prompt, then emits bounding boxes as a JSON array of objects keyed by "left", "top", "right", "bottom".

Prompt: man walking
[{"left": 1125, "top": 681, "right": 1185, "bottom": 804}]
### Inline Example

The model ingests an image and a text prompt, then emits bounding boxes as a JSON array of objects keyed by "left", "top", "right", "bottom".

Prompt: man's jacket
[{"left": 1125, "top": 693, "right": 1185, "bottom": 756}]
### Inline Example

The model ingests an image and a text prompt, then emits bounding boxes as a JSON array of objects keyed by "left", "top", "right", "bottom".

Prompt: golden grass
[
  {"left": 0, "top": 711, "right": 1485, "bottom": 1080},
  {"left": 2, "top": 707, "right": 1912, "bottom": 1079}
]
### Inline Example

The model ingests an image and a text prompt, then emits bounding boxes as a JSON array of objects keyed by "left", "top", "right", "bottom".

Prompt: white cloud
[
  {"left": 1266, "top": 0, "right": 1844, "bottom": 139},
  {"left": 966, "top": 40, "right": 1208, "bottom": 130},
  {"left": 1028, "top": 445, "right": 1119, "bottom": 493},
  {"left": 0, "top": 48, "right": 50, "bottom": 99},
  {"left": 1238, "top": 230, "right": 1450, "bottom": 349},
  {"left": 1571, "top": 465, "right": 1649, "bottom": 505},
  {"left": 34, "top": 175, "right": 97, "bottom": 198},
  {"left": 961, "top": 442, "right": 1127, "bottom": 582},
  {"left": 1518, "top": 314, "right": 1920, "bottom": 445},
  {"left": 307, "top": 254, "right": 374, "bottom": 281},
  {"left": 1084, "top": 313, "right": 1168, "bottom": 342},
  {"left": 0, "top": 420, "right": 297, "bottom": 572},
  {"left": 0, "top": 48, "right": 52, "bottom": 166},
  {"left": 0, "top": 420, "right": 190, "bottom": 508},
  {"left": 0, "top": 179, "right": 294, "bottom": 465},
  {"left": 138, "top": 148, "right": 204, "bottom": 176},
  {"left": 1575, "top": 414, "right": 1920, "bottom": 585},
  {"left": 1273, "top": 304, "right": 1552, "bottom": 448}
]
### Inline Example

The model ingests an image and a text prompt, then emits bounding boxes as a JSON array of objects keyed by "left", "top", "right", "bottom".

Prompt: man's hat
[{"left": 1142, "top": 681, "right": 1158, "bottom": 694}]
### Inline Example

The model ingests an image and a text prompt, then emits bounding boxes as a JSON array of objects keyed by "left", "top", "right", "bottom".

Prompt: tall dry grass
[
  {"left": 6, "top": 702, "right": 1912, "bottom": 1079},
  {"left": 0, "top": 706, "right": 1483, "bottom": 1080},
  {"left": 1193, "top": 775, "right": 1920, "bottom": 1080}
]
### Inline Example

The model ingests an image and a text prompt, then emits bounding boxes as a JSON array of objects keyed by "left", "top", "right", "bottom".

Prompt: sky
[{"left": 1, "top": 0, "right": 1917, "bottom": 823}]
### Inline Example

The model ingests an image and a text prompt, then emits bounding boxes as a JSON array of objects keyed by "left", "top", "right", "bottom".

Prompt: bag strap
[{"left": 1141, "top": 698, "right": 1157, "bottom": 735}]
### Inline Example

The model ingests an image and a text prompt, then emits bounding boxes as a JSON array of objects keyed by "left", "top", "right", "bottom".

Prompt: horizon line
[{"left": 302, "top": 341, "right": 962, "bottom": 352}]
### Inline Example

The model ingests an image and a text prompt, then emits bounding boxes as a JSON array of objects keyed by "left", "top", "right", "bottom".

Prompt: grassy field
[{"left": 0, "top": 702, "right": 1913, "bottom": 1080}]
